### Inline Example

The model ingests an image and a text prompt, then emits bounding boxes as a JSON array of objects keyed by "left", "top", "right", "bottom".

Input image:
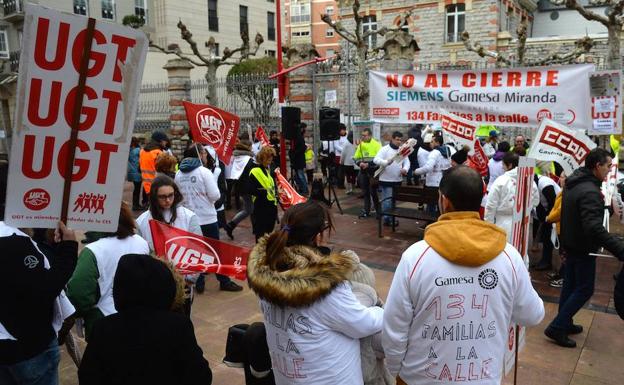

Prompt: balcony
[
  {"left": 3, "top": 0, "right": 24, "bottom": 22},
  {"left": 9, "top": 50, "right": 20, "bottom": 73}
]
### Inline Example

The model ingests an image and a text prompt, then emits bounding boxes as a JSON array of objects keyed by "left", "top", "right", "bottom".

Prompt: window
[
  {"left": 292, "top": 31, "right": 310, "bottom": 37},
  {"left": 326, "top": 28, "right": 334, "bottom": 37},
  {"left": 445, "top": 4, "right": 465, "bottom": 43},
  {"left": 267, "top": 12, "right": 275, "bottom": 41},
  {"left": 214, "top": 43, "right": 219, "bottom": 56},
  {"left": 0, "top": 30, "right": 8, "bottom": 59},
  {"left": 291, "top": 2, "right": 310, "bottom": 23},
  {"left": 208, "top": 0, "right": 218, "bottom": 32},
  {"left": 101, "top": 0, "right": 115, "bottom": 20},
  {"left": 362, "top": 15, "right": 377, "bottom": 48},
  {"left": 240, "top": 5, "right": 248, "bottom": 36},
  {"left": 73, "top": 0, "right": 88, "bottom": 16},
  {"left": 135, "top": 0, "right": 148, "bottom": 23},
  {"left": 505, "top": 6, "right": 513, "bottom": 32},
  {"left": 326, "top": 49, "right": 335, "bottom": 58},
  {"left": 325, "top": 6, "right": 334, "bottom": 15},
  {"left": 266, "top": 49, "right": 276, "bottom": 57}
]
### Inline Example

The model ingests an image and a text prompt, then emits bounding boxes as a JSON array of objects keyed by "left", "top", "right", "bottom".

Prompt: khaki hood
[
  {"left": 247, "top": 235, "right": 356, "bottom": 308},
  {"left": 424, "top": 211, "right": 507, "bottom": 267}
]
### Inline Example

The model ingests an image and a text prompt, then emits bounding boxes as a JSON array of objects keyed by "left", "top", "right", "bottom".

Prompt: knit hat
[
  {"left": 151, "top": 130, "right": 169, "bottom": 143},
  {"left": 343, "top": 250, "right": 376, "bottom": 287}
]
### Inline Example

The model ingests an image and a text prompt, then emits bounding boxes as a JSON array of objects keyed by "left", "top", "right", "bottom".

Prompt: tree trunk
[
  {"left": 356, "top": 45, "right": 369, "bottom": 120},
  {"left": 606, "top": 24, "right": 621, "bottom": 70},
  {"left": 204, "top": 64, "right": 218, "bottom": 105}
]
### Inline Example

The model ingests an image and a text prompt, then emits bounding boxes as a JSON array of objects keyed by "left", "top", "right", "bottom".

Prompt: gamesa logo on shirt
[{"left": 478, "top": 269, "right": 499, "bottom": 289}]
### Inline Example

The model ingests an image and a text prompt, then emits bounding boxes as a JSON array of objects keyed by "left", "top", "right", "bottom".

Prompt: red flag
[
  {"left": 255, "top": 126, "right": 270, "bottom": 147},
  {"left": 183, "top": 101, "right": 240, "bottom": 165},
  {"left": 467, "top": 139, "right": 489, "bottom": 177},
  {"left": 149, "top": 219, "right": 249, "bottom": 280},
  {"left": 274, "top": 169, "right": 307, "bottom": 210}
]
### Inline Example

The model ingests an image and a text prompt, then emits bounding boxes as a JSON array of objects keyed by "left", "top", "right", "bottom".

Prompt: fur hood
[{"left": 247, "top": 235, "right": 356, "bottom": 308}]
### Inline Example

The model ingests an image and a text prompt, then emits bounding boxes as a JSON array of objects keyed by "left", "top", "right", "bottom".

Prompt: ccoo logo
[
  {"left": 23, "top": 188, "right": 50, "bottom": 211},
  {"left": 195, "top": 107, "right": 225, "bottom": 147}
]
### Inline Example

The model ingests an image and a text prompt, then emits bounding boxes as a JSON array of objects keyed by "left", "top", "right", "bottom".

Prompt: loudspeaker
[
  {"left": 319, "top": 107, "right": 340, "bottom": 141},
  {"left": 281, "top": 107, "right": 301, "bottom": 140}
]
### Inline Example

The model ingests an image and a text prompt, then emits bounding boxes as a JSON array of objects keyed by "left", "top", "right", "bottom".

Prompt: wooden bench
[{"left": 378, "top": 185, "right": 440, "bottom": 237}]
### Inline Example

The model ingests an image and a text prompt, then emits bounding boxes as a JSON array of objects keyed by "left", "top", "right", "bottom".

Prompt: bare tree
[
  {"left": 549, "top": 0, "right": 623, "bottom": 69},
  {"left": 461, "top": 21, "right": 594, "bottom": 67},
  {"left": 148, "top": 21, "right": 264, "bottom": 105},
  {"left": 322, "top": 0, "right": 413, "bottom": 119}
]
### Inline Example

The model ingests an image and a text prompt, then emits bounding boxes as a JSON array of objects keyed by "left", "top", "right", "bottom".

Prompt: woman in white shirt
[
  {"left": 136, "top": 175, "right": 201, "bottom": 315},
  {"left": 247, "top": 201, "right": 383, "bottom": 385},
  {"left": 487, "top": 141, "right": 510, "bottom": 191}
]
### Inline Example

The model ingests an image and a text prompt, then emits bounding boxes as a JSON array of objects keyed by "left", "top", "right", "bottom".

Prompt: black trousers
[{"left": 357, "top": 170, "right": 379, "bottom": 214}]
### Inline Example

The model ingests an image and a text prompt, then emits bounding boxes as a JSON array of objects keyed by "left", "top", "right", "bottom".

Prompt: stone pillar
[
  {"left": 286, "top": 44, "right": 319, "bottom": 148},
  {"left": 163, "top": 58, "right": 193, "bottom": 158}
]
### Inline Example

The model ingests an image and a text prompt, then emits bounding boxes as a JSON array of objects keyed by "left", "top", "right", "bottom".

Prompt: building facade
[{"left": 284, "top": 0, "right": 340, "bottom": 57}]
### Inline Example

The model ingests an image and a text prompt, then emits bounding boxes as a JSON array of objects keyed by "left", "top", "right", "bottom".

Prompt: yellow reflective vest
[{"left": 250, "top": 167, "right": 277, "bottom": 205}]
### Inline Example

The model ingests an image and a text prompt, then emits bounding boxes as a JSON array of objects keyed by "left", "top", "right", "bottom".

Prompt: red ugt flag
[
  {"left": 255, "top": 126, "right": 271, "bottom": 147},
  {"left": 274, "top": 169, "right": 306, "bottom": 210},
  {"left": 183, "top": 101, "right": 240, "bottom": 165},
  {"left": 149, "top": 219, "right": 249, "bottom": 280}
]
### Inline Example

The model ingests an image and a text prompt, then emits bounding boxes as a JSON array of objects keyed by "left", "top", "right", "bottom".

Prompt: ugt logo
[
  {"left": 23, "top": 188, "right": 50, "bottom": 211},
  {"left": 196, "top": 107, "right": 225, "bottom": 146},
  {"left": 73, "top": 193, "right": 107, "bottom": 214}
]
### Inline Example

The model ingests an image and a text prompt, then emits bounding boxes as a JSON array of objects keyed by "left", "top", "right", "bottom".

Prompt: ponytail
[{"left": 264, "top": 201, "right": 333, "bottom": 272}]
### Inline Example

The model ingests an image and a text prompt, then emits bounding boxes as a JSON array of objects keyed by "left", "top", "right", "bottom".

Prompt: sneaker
[
  {"left": 220, "top": 281, "right": 243, "bottom": 292},
  {"left": 358, "top": 210, "right": 371, "bottom": 219},
  {"left": 546, "top": 271, "right": 560, "bottom": 280},
  {"left": 549, "top": 278, "right": 564, "bottom": 288},
  {"left": 346, "top": 190, "right": 353, "bottom": 195}
]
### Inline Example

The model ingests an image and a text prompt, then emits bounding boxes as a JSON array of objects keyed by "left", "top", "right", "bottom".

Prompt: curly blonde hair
[
  {"left": 155, "top": 153, "right": 178, "bottom": 174},
  {"left": 256, "top": 145, "right": 276, "bottom": 166}
]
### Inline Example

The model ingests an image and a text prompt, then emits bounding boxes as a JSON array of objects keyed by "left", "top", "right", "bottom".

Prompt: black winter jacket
[
  {"left": 0, "top": 224, "right": 77, "bottom": 364},
  {"left": 288, "top": 135, "right": 306, "bottom": 170},
  {"left": 560, "top": 167, "right": 624, "bottom": 258}
]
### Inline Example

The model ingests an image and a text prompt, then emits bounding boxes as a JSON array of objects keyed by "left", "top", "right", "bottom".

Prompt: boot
[
  {"left": 225, "top": 222, "right": 235, "bottom": 240},
  {"left": 544, "top": 326, "right": 576, "bottom": 348}
]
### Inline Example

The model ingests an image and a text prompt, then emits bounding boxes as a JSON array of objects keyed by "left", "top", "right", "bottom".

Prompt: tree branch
[
  {"left": 321, "top": 14, "right": 357, "bottom": 44},
  {"left": 549, "top": 0, "right": 609, "bottom": 26},
  {"left": 148, "top": 41, "right": 207, "bottom": 67},
  {"left": 608, "top": 0, "right": 624, "bottom": 25},
  {"left": 177, "top": 20, "right": 212, "bottom": 65},
  {"left": 517, "top": 22, "right": 528, "bottom": 66},
  {"left": 525, "top": 36, "right": 594, "bottom": 66},
  {"left": 461, "top": 31, "right": 511, "bottom": 66}
]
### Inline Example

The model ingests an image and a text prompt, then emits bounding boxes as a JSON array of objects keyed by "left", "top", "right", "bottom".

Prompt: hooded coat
[
  {"left": 560, "top": 166, "right": 624, "bottom": 259},
  {"left": 247, "top": 237, "right": 383, "bottom": 385},
  {"left": 382, "top": 212, "right": 544, "bottom": 385},
  {"left": 78, "top": 254, "right": 212, "bottom": 385},
  {"left": 414, "top": 145, "right": 451, "bottom": 187},
  {"left": 484, "top": 167, "right": 539, "bottom": 243}
]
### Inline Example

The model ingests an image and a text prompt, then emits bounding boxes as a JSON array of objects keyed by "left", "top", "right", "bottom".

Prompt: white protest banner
[
  {"left": 5, "top": 4, "right": 148, "bottom": 231},
  {"left": 527, "top": 119, "right": 596, "bottom": 176},
  {"left": 504, "top": 157, "right": 534, "bottom": 376},
  {"left": 440, "top": 109, "right": 477, "bottom": 154},
  {"left": 589, "top": 70, "right": 622, "bottom": 135},
  {"left": 369, "top": 65, "right": 594, "bottom": 130}
]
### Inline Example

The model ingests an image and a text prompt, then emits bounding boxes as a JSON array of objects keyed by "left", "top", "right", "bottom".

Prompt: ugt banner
[
  {"left": 149, "top": 220, "right": 249, "bottom": 280},
  {"left": 527, "top": 118, "right": 596, "bottom": 176},
  {"left": 5, "top": 4, "right": 148, "bottom": 231},
  {"left": 369, "top": 64, "right": 594, "bottom": 130},
  {"left": 255, "top": 126, "right": 271, "bottom": 147},
  {"left": 183, "top": 101, "right": 239, "bottom": 165},
  {"left": 274, "top": 169, "right": 306, "bottom": 210}
]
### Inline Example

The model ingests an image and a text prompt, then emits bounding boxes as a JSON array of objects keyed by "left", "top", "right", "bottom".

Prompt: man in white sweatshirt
[
  {"left": 374, "top": 131, "right": 410, "bottom": 226},
  {"left": 382, "top": 166, "right": 544, "bottom": 385}
]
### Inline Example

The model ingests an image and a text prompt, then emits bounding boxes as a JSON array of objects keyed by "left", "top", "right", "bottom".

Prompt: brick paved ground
[{"left": 57, "top": 183, "right": 624, "bottom": 384}]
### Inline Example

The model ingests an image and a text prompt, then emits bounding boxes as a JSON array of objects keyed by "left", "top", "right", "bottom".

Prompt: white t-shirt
[
  {"left": 373, "top": 144, "right": 410, "bottom": 183},
  {"left": 136, "top": 207, "right": 202, "bottom": 251},
  {"left": 537, "top": 175, "right": 561, "bottom": 209},
  {"left": 175, "top": 166, "right": 220, "bottom": 225},
  {"left": 261, "top": 283, "right": 383, "bottom": 385},
  {"left": 383, "top": 242, "right": 544, "bottom": 385}
]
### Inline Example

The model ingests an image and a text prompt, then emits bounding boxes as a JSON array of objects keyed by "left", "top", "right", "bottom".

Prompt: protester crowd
[{"left": 2, "top": 124, "right": 624, "bottom": 385}]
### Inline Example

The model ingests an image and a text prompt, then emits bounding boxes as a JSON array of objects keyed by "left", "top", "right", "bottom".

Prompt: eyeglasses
[{"left": 157, "top": 193, "right": 175, "bottom": 201}]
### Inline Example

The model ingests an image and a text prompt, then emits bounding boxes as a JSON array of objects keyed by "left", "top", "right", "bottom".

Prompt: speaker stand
[{"left": 323, "top": 140, "right": 343, "bottom": 215}]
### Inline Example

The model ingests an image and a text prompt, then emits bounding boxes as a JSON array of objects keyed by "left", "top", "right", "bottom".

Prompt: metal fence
[{"left": 134, "top": 73, "right": 279, "bottom": 135}]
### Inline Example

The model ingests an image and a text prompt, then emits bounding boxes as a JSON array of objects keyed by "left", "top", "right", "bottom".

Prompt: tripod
[{"left": 323, "top": 140, "right": 343, "bottom": 214}]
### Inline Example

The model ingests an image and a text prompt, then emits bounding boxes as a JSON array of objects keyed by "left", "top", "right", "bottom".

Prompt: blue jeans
[
  {"left": 379, "top": 185, "right": 396, "bottom": 224},
  {"left": 550, "top": 255, "right": 596, "bottom": 331},
  {"left": 294, "top": 169, "right": 309, "bottom": 194},
  {"left": 0, "top": 340, "right": 60, "bottom": 385},
  {"left": 198, "top": 222, "right": 231, "bottom": 287}
]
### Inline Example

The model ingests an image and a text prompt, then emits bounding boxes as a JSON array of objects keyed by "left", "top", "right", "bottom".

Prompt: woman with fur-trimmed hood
[{"left": 247, "top": 201, "right": 384, "bottom": 385}]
